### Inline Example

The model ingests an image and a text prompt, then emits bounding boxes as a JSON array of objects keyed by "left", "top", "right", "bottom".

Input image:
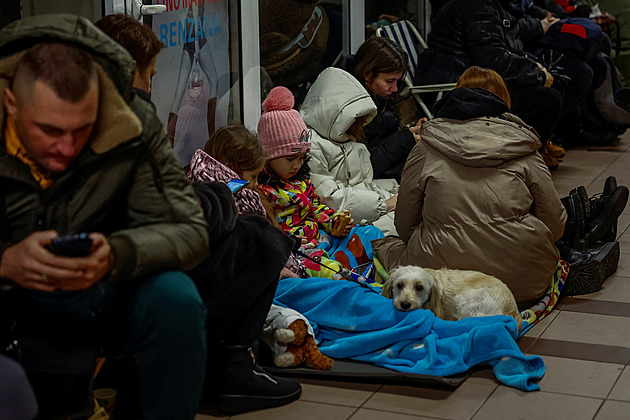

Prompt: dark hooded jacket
[
  {"left": 0, "top": 14, "right": 209, "bottom": 282},
  {"left": 415, "top": 0, "right": 547, "bottom": 88},
  {"left": 337, "top": 55, "right": 415, "bottom": 181}
]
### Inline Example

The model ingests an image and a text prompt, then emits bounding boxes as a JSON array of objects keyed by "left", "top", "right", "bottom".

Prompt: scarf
[{"left": 4, "top": 114, "right": 54, "bottom": 189}]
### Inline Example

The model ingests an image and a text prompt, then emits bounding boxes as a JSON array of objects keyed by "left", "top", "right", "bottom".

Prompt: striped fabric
[{"left": 379, "top": 20, "right": 422, "bottom": 80}]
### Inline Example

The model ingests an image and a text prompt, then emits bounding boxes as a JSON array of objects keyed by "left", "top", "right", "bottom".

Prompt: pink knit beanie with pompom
[{"left": 257, "top": 86, "right": 311, "bottom": 160}]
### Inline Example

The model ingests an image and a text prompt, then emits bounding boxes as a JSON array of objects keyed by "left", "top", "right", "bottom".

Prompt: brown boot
[
  {"left": 541, "top": 147, "right": 559, "bottom": 170},
  {"left": 546, "top": 141, "right": 566, "bottom": 158}
]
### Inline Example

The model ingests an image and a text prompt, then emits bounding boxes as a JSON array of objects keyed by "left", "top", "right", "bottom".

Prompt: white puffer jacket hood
[{"left": 300, "top": 67, "right": 377, "bottom": 143}]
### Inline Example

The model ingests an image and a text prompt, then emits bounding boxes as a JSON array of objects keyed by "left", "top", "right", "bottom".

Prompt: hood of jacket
[
  {"left": 0, "top": 14, "right": 142, "bottom": 154},
  {"left": 422, "top": 88, "right": 541, "bottom": 167},
  {"left": 300, "top": 67, "right": 377, "bottom": 143}
]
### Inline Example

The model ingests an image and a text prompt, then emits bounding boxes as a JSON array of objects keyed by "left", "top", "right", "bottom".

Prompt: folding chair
[{"left": 376, "top": 20, "right": 456, "bottom": 119}]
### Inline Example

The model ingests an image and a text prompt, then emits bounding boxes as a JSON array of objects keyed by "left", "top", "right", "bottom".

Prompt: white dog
[{"left": 382, "top": 265, "right": 522, "bottom": 330}]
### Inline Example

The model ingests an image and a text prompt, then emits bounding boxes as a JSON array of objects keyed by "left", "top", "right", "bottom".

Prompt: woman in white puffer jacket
[{"left": 300, "top": 67, "right": 399, "bottom": 235}]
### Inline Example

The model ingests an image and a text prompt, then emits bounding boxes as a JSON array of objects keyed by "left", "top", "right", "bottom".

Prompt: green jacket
[{"left": 0, "top": 14, "right": 209, "bottom": 282}]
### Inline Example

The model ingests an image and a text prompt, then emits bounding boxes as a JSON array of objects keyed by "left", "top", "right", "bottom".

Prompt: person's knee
[
  {"left": 563, "top": 58, "right": 593, "bottom": 92},
  {"left": 540, "top": 87, "right": 564, "bottom": 112},
  {"left": 573, "top": 63, "right": 593, "bottom": 92},
  {"left": 133, "top": 271, "right": 207, "bottom": 335},
  {"left": 0, "top": 355, "right": 38, "bottom": 419}
]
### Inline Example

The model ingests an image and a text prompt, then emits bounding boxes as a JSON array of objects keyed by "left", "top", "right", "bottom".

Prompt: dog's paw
[
  {"left": 274, "top": 352, "right": 296, "bottom": 367},
  {"left": 274, "top": 328, "right": 295, "bottom": 344}
]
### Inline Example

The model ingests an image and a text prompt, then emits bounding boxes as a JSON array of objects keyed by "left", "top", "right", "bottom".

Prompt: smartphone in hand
[
  {"left": 226, "top": 179, "right": 248, "bottom": 194},
  {"left": 46, "top": 233, "right": 93, "bottom": 257}
]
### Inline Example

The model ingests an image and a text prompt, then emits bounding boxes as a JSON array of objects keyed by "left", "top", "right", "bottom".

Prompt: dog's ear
[
  {"left": 425, "top": 273, "right": 445, "bottom": 319},
  {"left": 381, "top": 268, "right": 396, "bottom": 298},
  {"left": 382, "top": 277, "right": 394, "bottom": 298}
]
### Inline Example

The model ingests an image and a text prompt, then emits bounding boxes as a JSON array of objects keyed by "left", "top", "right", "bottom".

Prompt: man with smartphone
[{"left": 0, "top": 14, "right": 209, "bottom": 420}]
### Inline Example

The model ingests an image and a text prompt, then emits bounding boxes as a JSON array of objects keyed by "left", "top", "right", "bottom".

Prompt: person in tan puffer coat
[{"left": 373, "top": 67, "right": 567, "bottom": 306}]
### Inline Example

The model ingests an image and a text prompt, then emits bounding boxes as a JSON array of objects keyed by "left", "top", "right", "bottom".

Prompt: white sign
[{"left": 151, "top": 0, "right": 231, "bottom": 167}]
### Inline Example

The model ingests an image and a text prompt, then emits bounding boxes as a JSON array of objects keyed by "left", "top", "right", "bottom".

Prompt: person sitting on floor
[
  {"left": 373, "top": 66, "right": 626, "bottom": 307},
  {"left": 184, "top": 124, "right": 304, "bottom": 414},
  {"left": 257, "top": 86, "right": 356, "bottom": 245},
  {"left": 0, "top": 15, "right": 209, "bottom": 420},
  {"left": 338, "top": 37, "right": 425, "bottom": 181},
  {"left": 299, "top": 67, "right": 403, "bottom": 236},
  {"left": 188, "top": 123, "right": 309, "bottom": 279}
]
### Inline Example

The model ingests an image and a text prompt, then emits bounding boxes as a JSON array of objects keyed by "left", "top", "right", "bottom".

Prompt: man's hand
[
  {"left": 0, "top": 231, "right": 113, "bottom": 292},
  {"left": 51, "top": 233, "right": 112, "bottom": 290},
  {"left": 386, "top": 194, "right": 398, "bottom": 212}
]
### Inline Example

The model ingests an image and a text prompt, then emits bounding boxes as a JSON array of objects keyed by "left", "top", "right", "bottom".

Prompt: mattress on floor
[{"left": 260, "top": 357, "right": 470, "bottom": 387}]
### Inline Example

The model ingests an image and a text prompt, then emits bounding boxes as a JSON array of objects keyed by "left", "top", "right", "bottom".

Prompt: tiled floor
[{"left": 196, "top": 132, "right": 630, "bottom": 420}]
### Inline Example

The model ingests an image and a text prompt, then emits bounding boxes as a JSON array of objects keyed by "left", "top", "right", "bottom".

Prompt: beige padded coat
[{"left": 373, "top": 111, "right": 567, "bottom": 306}]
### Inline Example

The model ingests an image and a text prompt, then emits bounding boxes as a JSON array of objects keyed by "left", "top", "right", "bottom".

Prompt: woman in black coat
[
  {"left": 416, "top": 0, "right": 593, "bottom": 169},
  {"left": 340, "top": 37, "right": 425, "bottom": 181}
]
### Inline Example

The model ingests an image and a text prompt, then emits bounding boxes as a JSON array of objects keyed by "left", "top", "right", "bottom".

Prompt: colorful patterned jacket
[
  {"left": 260, "top": 173, "right": 340, "bottom": 243},
  {"left": 188, "top": 150, "right": 308, "bottom": 278}
]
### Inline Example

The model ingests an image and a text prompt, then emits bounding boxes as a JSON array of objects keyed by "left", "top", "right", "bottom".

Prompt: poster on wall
[{"left": 150, "top": 0, "right": 230, "bottom": 167}]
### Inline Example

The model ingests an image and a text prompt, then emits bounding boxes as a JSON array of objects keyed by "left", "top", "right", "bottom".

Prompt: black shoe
[
  {"left": 588, "top": 185, "right": 629, "bottom": 243},
  {"left": 604, "top": 176, "right": 617, "bottom": 197},
  {"left": 218, "top": 345, "right": 301, "bottom": 414},
  {"left": 563, "top": 241, "right": 620, "bottom": 296},
  {"left": 590, "top": 176, "right": 618, "bottom": 220},
  {"left": 561, "top": 189, "right": 589, "bottom": 251},
  {"left": 572, "top": 185, "right": 591, "bottom": 222},
  {"left": 575, "top": 125, "right": 620, "bottom": 147}
]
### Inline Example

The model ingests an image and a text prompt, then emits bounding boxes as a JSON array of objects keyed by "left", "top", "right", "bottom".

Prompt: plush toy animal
[{"left": 263, "top": 305, "right": 333, "bottom": 370}]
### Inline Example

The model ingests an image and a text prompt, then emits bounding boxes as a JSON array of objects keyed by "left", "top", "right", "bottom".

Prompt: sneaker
[
  {"left": 563, "top": 241, "right": 620, "bottom": 296},
  {"left": 546, "top": 141, "right": 566, "bottom": 158},
  {"left": 218, "top": 345, "right": 302, "bottom": 414}
]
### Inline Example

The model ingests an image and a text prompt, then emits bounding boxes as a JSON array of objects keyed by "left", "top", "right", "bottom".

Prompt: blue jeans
[
  {"left": 110, "top": 271, "right": 207, "bottom": 420},
  {"left": 0, "top": 354, "right": 38, "bottom": 420},
  {"left": 17, "top": 271, "right": 207, "bottom": 420}
]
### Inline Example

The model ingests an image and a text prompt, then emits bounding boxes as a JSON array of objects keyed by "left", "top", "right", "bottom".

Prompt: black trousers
[
  {"left": 511, "top": 54, "right": 599, "bottom": 145},
  {"left": 510, "top": 85, "right": 563, "bottom": 145},
  {"left": 188, "top": 214, "right": 294, "bottom": 346}
]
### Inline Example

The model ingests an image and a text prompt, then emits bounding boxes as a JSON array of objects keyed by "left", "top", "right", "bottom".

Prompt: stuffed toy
[{"left": 262, "top": 304, "right": 333, "bottom": 370}]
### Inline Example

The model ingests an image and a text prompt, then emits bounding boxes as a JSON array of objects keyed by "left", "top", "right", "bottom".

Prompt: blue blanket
[{"left": 273, "top": 276, "right": 545, "bottom": 391}]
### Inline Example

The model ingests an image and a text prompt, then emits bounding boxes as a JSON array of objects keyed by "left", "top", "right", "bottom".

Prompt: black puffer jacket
[
  {"left": 337, "top": 55, "right": 414, "bottom": 181},
  {"left": 415, "top": 0, "right": 547, "bottom": 88},
  {"left": 363, "top": 93, "right": 415, "bottom": 181}
]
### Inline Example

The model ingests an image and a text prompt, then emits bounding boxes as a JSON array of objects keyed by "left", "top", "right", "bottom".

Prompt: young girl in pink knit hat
[{"left": 258, "top": 86, "right": 355, "bottom": 245}]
